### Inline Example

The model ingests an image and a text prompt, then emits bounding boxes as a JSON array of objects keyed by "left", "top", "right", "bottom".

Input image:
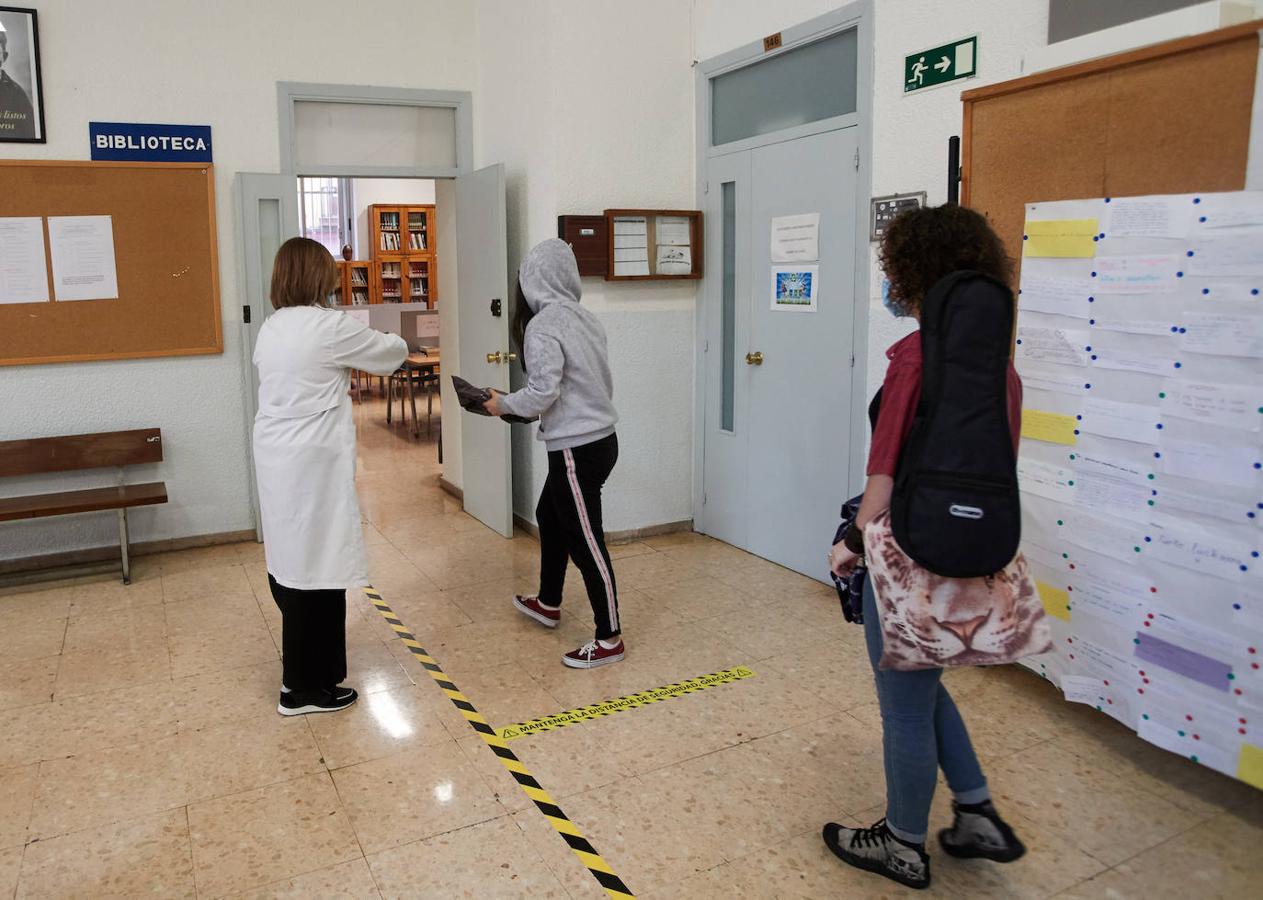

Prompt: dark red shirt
[{"left": 867, "top": 331, "right": 1023, "bottom": 477}]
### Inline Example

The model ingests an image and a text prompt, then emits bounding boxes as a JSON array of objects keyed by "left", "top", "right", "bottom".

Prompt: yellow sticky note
[
  {"left": 1238, "top": 743, "right": 1263, "bottom": 790},
  {"left": 1024, "top": 218, "right": 1099, "bottom": 258},
  {"left": 1021, "top": 409, "right": 1078, "bottom": 446},
  {"left": 1036, "top": 581, "right": 1071, "bottom": 622}
]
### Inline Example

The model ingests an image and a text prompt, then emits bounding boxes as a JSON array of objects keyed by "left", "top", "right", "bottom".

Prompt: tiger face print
[{"left": 864, "top": 510, "right": 1051, "bottom": 671}]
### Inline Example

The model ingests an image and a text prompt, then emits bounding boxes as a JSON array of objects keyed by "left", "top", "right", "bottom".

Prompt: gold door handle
[
  {"left": 486, "top": 351, "right": 519, "bottom": 364},
  {"left": 746, "top": 351, "right": 764, "bottom": 366}
]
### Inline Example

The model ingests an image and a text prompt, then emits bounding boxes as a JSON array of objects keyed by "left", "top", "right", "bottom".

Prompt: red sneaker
[
  {"left": 513, "top": 595, "right": 560, "bottom": 628},
  {"left": 563, "top": 639, "right": 625, "bottom": 669}
]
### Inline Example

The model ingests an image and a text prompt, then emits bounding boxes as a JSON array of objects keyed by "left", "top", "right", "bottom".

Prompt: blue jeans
[{"left": 862, "top": 574, "right": 990, "bottom": 844}]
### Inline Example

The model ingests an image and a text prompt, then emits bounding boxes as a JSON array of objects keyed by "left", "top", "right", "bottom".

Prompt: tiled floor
[{"left": 2, "top": 396, "right": 1261, "bottom": 898}]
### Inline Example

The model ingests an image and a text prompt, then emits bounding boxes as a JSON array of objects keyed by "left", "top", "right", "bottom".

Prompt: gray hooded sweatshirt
[{"left": 498, "top": 239, "right": 618, "bottom": 451}]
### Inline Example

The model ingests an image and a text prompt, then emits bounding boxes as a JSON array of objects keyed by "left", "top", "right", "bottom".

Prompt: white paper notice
[
  {"left": 1019, "top": 274, "right": 1093, "bottom": 318},
  {"left": 1093, "top": 255, "right": 1180, "bottom": 294},
  {"left": 47, "top": 216, "right": 119, "bottom": 302},
  {"left": 1157, "top": 436, "right": 1258, "bottom": 487},
  {"left": 1080, "top": 396, "right": 1159, "bottom": 444},
  {"left": 1144, "top": 521, "right": 1254, "bottom": 581},
  {"left": 1073, "top": 471, "right": 1152, "bottom": 522},
  {"left": 656, "top": 216, "right": 691, "bottom": 246},
  {"left": 1105, "top": 197, "right": 1194, "bottom": 239},
  {"left": 0, "top": 217, "right": 49, "bottom": 304},
  {"left": 656, "top": 244, "right": 692, "bottom": 275},
  {"left": 1069, "top": 563, "right": 1148, "bottom": 627},
  {"left": 415, "top": 314, "right": 440, "bottom": 339},
  {"left": 1016, "top": 325, "right": 1090, "bottom": 367},
  {"left": 1188, "top": 238, "right": 1263, "bottom": 277},
  {"left": 1179, "top": 311, "right": 1263, "bottom": 359},
  {"left": 770, "top": 213, "right": 820, "bottom": 263},
  {"left": 1057, "top": 510, "right": 1141, "bottom": 563},
  {"left": 1020, "top": 365, "right": 1088, "bottom": 397},
  {"left": 1073, "top": 449, "right": 1151, "bottom": 484},
  {"left": 1161, "top": 381, "right": 1260, "bottom": 432},
  {"left": 1018, "top": 458, "right": 1074, "bottom": 503},
  {"left": 1061, "top": 675, "right": 1108, "bottom": 705},
  {"left": 1193, "top": 192, "right": 1263, "bottom": 230},
  {"left": 1091, "top": 346, "right": 1176, "bottom": 377},
  {"left": 612, "top": 217, "right": 650, "bottom": 276}
]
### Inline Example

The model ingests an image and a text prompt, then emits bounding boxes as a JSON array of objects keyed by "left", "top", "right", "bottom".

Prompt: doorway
[
  {"left": 235, "top": 84, "right": 516, "bottom": 540},
  {"left": 695, "top": 6, "right": 873, "bottom": 579}
]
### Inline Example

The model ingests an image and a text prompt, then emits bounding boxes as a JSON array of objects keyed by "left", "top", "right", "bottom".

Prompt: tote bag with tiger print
[{"left": 863, "top": 509, "right": 1051, "bottom": 671}]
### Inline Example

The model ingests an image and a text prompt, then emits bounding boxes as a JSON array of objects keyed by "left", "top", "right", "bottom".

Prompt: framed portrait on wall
[{"left": 0, "top": 6, "right": 44, "bottom": 143}]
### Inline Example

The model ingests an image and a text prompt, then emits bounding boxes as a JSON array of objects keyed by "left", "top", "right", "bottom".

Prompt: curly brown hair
[{"left": 878, "top": 205, "right": 1013, "bottom": 318}]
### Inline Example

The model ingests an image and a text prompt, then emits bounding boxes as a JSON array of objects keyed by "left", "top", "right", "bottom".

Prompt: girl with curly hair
[{"left": 823, "top": 205, "right": 1027, "bottom": 890}]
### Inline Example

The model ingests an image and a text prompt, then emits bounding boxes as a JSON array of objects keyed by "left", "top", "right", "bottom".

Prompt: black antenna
[{"left": 947, "top": 136, "right": 961, "bottom": 205}]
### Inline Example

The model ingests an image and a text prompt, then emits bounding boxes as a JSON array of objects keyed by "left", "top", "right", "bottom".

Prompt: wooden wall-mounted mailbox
[
  {"left": 604, "top": 209, "right": 703, "bottom": 281},
  {"left": 557, "top": 215, "right": 609, "bottom": 277}
]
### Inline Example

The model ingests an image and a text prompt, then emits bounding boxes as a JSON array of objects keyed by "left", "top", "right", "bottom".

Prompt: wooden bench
[{"left": 0, "top": 429, "right": 168, "bottom": 583}]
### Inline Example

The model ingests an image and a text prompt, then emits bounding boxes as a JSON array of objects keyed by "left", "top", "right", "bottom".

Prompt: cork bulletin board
[
  {"left": 0, "top": 160, "right": 221, "bottom": 366},
  {"left": 961, "top": 20, "right": 1261, "bottom": 283}
]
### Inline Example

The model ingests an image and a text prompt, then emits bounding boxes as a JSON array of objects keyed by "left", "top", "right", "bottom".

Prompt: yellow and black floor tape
[
  {"left": 498, "top": 666, "right": 757, "bottom": 740},
  {"left": 363, "top": 587, "right": 634, "bottom": 898}
]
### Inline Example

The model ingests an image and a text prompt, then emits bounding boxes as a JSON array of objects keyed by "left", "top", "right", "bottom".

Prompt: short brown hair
[
  {"left": 879, "top": 205, "right": 1013, "bottom": 317},
  {"left": 270, "top": 237, "right": 338, "bottom": 310}
]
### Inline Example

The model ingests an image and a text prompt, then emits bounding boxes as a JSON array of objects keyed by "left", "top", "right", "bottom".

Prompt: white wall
[
  {"left": 475, "top": 0, "right": 697, "bottom": 533},
  {"left": 692, "top": 0, "right": 1050, "bottom": 425},
  {"left": 351, "top": 177, "right": 436, "bottom": 260},
  {"left": 0, "top": 0, "right": 478, "bottom": 563}
]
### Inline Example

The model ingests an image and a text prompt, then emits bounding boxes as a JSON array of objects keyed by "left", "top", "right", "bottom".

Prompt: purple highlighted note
[{"left": 1134, "top": 633, "right": 1232, "bottom": 691}]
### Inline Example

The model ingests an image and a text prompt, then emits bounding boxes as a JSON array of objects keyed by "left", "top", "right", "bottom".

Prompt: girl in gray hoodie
[{"left": 485, "top": 239, "right": 624, "bottom": 668}]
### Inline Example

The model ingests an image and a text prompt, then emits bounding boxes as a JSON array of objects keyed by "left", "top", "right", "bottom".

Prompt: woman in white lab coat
[{"left": 253, "top": 237, "right": 408, "bottom": 716}]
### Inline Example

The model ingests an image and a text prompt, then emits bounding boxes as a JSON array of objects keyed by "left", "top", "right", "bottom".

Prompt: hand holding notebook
[{"left": 450, "top": 375, "right": 538, "bottom": 424}]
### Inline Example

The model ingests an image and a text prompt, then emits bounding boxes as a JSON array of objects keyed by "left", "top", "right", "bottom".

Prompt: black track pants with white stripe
[{"left": 537, "top": 433, "right": 621, "bottom": 639}]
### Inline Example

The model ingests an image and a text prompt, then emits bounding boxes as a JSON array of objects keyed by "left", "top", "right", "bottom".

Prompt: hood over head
[{"left": 519, "top": 238, "right": 582, "bottom": 313}]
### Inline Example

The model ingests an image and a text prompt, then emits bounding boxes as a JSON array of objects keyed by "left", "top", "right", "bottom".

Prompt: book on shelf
[
  {"left": 351, "top": 289, "right": 369, "bottom": 305},
  {"left": 408, "top": 231, "right": 428, "bottom": 250},
  {"left": 350, "top": 270, "right": 368, "bottom": 286},
  {"left": 380, "top": 232, "right": 402, "bottom": 252}
]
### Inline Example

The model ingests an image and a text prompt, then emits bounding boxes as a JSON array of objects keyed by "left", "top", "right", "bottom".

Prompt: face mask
[{"left": 882, "top": 293, "right": 902, "bottom": 318}]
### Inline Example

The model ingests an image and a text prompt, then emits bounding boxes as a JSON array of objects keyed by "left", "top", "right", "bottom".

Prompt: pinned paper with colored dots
[
  {"left": 1020, "top": 409, "right": 1078, "bottom": 446},
  {"left": 1036, "top": 581, "right": 1072, "bottom": 622},
  {"left": 1023, "top": 219, "right": 1099, "bottom": 258},
  {"left": 1016, "top": 190, "right": 1263, "bottom": 788}
]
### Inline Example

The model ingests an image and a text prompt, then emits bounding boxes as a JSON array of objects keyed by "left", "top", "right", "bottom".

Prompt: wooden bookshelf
[
  {"left": 369, "top": 203, "right": 438, "bottom": 307},
  {"left": 336, "top": 260, "right": 371, "bottom": 306}
]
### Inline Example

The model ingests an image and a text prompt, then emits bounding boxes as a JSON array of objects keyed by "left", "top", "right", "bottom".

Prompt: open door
[
  {"left": 235, "top": 173, "right": 300, "bottom": 538},
  {"left": 455, "top": 164, "right": 513, "bottom": 537}
]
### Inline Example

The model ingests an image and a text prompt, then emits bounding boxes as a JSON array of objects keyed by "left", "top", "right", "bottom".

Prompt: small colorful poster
[{"left": 771, "top": 265, "right": 818, "bottom": 312}]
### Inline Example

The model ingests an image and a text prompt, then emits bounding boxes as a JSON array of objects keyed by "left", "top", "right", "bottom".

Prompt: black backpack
[{"left": 890, "top": 270, "right": 1021, "bottom": 578}]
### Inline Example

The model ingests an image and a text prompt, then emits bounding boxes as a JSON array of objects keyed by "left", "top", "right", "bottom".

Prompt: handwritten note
[
  {"left": 1091, "top": 345, "right": 1178, "bottom": 377},
  {"left": 1018, "top": 458, "right": 1074, "bottom": 502},
  {"left": 1019, "top": 366, "right": 1088, "bottom": 397},
  {"left": 1019, "top": 274, "right": 1093, "bottom": 318},
  {"left": 1105, "top": 197, "right": 1194, "bottom": 239},
  {"left": 1070, "top": 564, "right": 1146, "bottom": 627},
  {"left": 1093, "top": 255, "right": 1180, "bottom": 294},
  {"left": 1021, "top": 409, "right": 1079, "bottom": 446},
  {"left": 1016, "top": 325, "right": 1090, "bottom": 367},
  {"left": 1073, "top": 449, "right": 1150, "bottom": 484},
  {"left": 1189, "top": 237, "right": 1263, "bottom": 277},
  {"left": 1161, "top": 381, "right": 1260, "bottom": 432},
  {"left": 1144, "top": 521, "right": 1254, "bottom": 581},
  {"left": 1024, "top": 219, "right": 1099, "bottom": 258},
  {"left": 1061, "top": 674, "right": 1107, "bottom": 705},
  {"left": 1080, "top": 397, "right": 1159, "bottom": 444},
  {"left": 1157, "top": 436, "right": 1258, "bottom": 487},
  {"left": 1073, "top": 471, "right": 1151, "bottom": 523},
  {"left": 1058, "top": 509, "right": 1139, "bottom": 563},
  {"left": 1037, "top": 581, "right": 1072, "bottom": 621},
  {"left": 1180, "top": 311, "right": 1263, "bottom": 359}
]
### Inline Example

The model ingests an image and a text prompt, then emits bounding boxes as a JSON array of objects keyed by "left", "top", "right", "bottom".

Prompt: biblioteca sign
[{"left": 89, "top": 122, "right": 212, "bottom": 162}]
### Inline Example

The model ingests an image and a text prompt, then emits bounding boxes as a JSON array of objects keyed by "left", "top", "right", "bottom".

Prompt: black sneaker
[
  {"left": 823, "top": 818, "right": 930, "bottom": 890},
  {"left": 277, "top": 686, "right": 358, "bottom": 716},
  {"left": 938, "top": 800, "right": 1026, "bottom": 862}
]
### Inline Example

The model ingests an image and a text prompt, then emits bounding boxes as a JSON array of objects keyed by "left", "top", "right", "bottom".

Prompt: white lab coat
[{"left": 252, "top": 305, "right": 407, "bottom": 590}]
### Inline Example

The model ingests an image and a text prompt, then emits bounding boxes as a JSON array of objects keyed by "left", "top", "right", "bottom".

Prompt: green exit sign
[{"left": 904, "top": 36, "right": 978, "bottom": 93}]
